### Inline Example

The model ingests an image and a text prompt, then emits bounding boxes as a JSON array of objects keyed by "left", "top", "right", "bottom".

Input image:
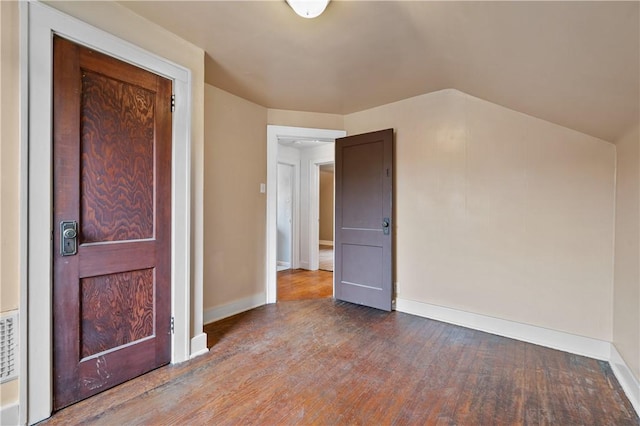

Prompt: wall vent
[{"left": 0, "top": 311, "right": 18, "bottom": 383}]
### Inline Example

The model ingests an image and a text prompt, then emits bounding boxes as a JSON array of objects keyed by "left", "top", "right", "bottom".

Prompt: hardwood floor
[
  {"left": 41, "top": 299, "right": 637, "bottom": 425},
  {"left": 277, "top": 268, "right": 333, "bottom": 301},
  {"left": 318, "top": 244, "right": 333, "bottom": 271}
]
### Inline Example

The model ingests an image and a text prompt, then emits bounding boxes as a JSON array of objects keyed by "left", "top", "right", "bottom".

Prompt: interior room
[{"left": 1, "top": 1, "right": 638, "bottom": 424}]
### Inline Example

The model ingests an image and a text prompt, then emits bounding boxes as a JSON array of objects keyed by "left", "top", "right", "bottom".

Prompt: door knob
[
  {"left": 382, "top": 218, "right": 390, "bottom": 235},
  {"left": 60, "top": 221, "right": 78, "bottom": 256}
]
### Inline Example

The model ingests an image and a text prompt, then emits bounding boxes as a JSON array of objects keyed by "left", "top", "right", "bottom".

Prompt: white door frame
[
  {"left": 20, "top": 2, "right": 193, "bottom": 423},
  {"left": 308, "top": 158, "right": 335, "bottom": 271},
  {"left": 266, "top": 126, "right": 345, "bottom": 303},
  {"left": 276, "top": 161, "right": 299, "bottom": 270}
]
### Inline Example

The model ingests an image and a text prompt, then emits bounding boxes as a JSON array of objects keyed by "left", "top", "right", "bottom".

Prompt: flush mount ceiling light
[{"left": 286, "top": 0, "right": 330, "bottom": 19}]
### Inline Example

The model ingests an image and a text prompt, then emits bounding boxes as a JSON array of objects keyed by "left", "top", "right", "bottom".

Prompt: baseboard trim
[
  {"left": 319, "top": 240, "right": 334, "bottom": 247},
  {"left": 190, "top": 333, "right": 209, "bottom": 359},
  {"left": 396, "top": 298, "right": 639, "bottom": 417},
  {"left": 204, "top": 293, "right": 266, "bottom": 325},
  {"left": 0, "top": 402, "right": 19, "bottom": 426},
  {"left": 277, "top": 261, "right": 291, "bottom": 267},
  {"left": 396, "top": 298, "right": 610, "bottom": 360},
  {"left": 610, "top": 344, "right": 640, "bottom": 415}
]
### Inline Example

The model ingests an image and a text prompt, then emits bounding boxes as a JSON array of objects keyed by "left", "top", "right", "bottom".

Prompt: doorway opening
[
  {"left": 318, "top": 163, "right": 334, "bottom": 273},
  {"left": 266, "top": 126, "right": 346, "bottom": 304},
  {"left": 276, "top": 159, "right": 335, "bottom": 301}
]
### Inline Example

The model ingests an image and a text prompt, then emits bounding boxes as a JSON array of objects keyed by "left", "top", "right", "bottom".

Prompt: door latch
[
  {"left": 382, "top": 217, "right": 390, "bottom": 235},
  {"left": 60, "top": 221, "right": 78, "bottom": 256}
]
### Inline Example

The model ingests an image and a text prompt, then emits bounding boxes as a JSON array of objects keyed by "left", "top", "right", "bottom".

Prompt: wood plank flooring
[
  {"left": 277, "top": 268, "right": 333, "bottom": 301},
  {"left": 40, "top": 298, "right": 638, "bottom": 425},
  {"left": 318, "top": 244, "right": 333, "bottom": 271}
]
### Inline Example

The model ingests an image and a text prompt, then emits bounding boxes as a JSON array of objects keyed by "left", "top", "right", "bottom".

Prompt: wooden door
[
  {"left": 52, "top": 36, "right": 172, "bottom": 410},
  {"left": 334, "top": 129, "right": 394, "bottom": 311}
]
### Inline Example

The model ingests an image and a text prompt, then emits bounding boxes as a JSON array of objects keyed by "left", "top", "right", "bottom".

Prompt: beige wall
[
  {"left": 267, "top": 109, "right": 344, "bottom": 130},
  {"left": 613, "top": 123, "right": 640, "bottom": 380},
  {"left": 0, "top": 0, "right": 20, "bottom": 409},
  {"left": 204, "top": 84, "right": 267, "bottom": 308},
  {"left": 345, "top": 89, "right": 616, "bottom": 341},
  {"left": 1, "top": 0, "right": 19, "bottom": 313},
  {"left": 319, "top": 168, "right": 334, "bottom": 242}
]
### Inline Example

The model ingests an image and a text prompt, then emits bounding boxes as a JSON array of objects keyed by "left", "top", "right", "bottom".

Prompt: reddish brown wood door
[
  {"left": 334, "top": 129, "right": 394, "bottom": 311},
  {"left": 52, "top": 36, "right": 172, "bottom": 410}
]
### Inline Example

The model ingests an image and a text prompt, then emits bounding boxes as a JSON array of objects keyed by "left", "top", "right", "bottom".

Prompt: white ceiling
[{"left": 121, "top": 1, "right": 639, "bottom": 142}]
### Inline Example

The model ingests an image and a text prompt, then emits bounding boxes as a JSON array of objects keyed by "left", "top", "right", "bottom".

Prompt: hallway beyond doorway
[
  {"left": 318, "top": 245, "right": 333, "bottom": 272},
  {"left": 277, "top": 269, "right": 332, "bottom": 301}
]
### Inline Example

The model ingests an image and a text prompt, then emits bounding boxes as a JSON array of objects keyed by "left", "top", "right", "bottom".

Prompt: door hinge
[
  {"left": 170, "top": 316, "right": 175, "bottom": 334},
  {"left": 171, "top": 94, "right": 175, "bottom": 112}
]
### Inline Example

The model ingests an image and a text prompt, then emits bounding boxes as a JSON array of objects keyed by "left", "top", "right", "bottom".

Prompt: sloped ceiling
[{"left": 121, "top": 1, "right": 639, "bottom": 142}]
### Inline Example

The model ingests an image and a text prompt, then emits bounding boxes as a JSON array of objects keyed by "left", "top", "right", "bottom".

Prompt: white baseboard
[
  {"left": 319, "top": 240, "right": 334, "bottom": 247},
  {"left": 396, "top": 298, "right": 610, "bottom": 360},
  {"left": 299, "top": 261, "right": 309, "bottom": 269},
  {"left": 203, "top": 293, "right": 266, "bottom": 325},
  {"left": 277, "top": 261, "right": 291, "bottom": 267},
  {"left": 0, "top": 402, "right": 19, "bottom": 426},
  {"left": 190, "top": 333, "right": 209, "bottom": 359},
  {"left": 396, "top": 298, "right": 639, "bottom": 417},
  {"left": 610, "top": 344, "right": 640, "bottom": 415}
]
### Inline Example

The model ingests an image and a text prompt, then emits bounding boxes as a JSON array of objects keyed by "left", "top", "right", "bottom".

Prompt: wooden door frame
[
  {"left": 266, "top": 126, "right": 345, "bottom": 303},
  {"left": 20, "top": 2, "right": 195, "bottom": 423}
]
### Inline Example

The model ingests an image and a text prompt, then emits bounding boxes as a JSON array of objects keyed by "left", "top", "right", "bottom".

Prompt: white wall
[
  {"left": 277, "top": 145, "right": 301, "bottom": 269},
  {"left": 345, "top": 89, "right": 616, "bottom": 341},
  {"left": 276, "top": 163, "right": 294, "bottom": 266}
]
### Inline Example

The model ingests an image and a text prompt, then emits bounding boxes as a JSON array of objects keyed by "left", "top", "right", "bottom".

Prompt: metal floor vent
[{"left": 0, "top": 311, "right": 18, "bottom": 383}]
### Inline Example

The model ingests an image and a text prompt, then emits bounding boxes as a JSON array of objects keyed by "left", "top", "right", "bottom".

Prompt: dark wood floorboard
[
  {"left": 277, "top": 268, "right": 333, "bottom": 301},
  {"left": 40, "top": 299, "right": 638, "bottom": 425}
]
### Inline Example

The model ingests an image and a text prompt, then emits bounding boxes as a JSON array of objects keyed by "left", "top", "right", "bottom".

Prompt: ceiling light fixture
[{"left": 286, "top": 0, "right": 330, "bottom": 19}]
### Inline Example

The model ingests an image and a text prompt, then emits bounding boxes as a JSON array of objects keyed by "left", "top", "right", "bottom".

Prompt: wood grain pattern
[
  {"left": 80, "top": 70, "right": 155, "bottom": 243},
  {"left": 277, "top": 268, "right": 333, "bottom": 301},
  {"left": 53, "top": 36, "right": 172, "bottom": 410},
  {"left": 81, "top": 269, "right": 155, "bottom": 358},
  {"left": 41, "top": 299, "right": 638, "bottom": 425}
]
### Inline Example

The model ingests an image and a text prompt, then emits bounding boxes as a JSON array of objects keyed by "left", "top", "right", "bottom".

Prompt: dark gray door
[{"left": 334, "top": 129, "right": 393, "bottom": 311}]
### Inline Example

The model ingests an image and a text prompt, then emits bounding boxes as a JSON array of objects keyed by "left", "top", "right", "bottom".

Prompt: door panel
[
  {"left": 80, "top": 69, "right": 155, "bottom": 242},
  {"left": 52, "top": 36, "right": 172, "bottom": 410},
  {"left": 341, "top": 141, "right": 384, "bottom": 229},
  {"left": 335, "top": 129, "right": 394, "bottom": 311},
  {"left": 80, "top": 268, "right": 155, "bottom": 358}
]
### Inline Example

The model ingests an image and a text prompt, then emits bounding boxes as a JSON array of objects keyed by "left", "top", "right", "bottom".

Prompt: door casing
[
  {"left": 21, "top": 2, "right": 194, "bottom": 423},
  {"left": 277, "top": 162, "right": 295, "bottom": 269},
  {"left": 308, "top": 157, "right": 335, "bottom": 271},
  {"left": 266, "top": 126, "right": 346, "bottom": 303}
]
